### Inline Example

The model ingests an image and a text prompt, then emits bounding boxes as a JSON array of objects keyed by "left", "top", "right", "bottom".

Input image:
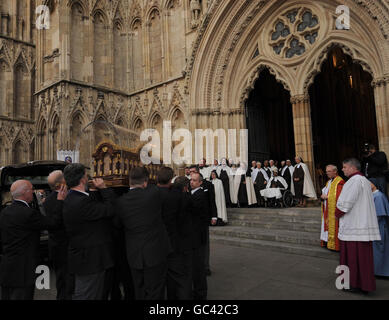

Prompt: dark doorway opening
[
  {"left": 246, "top": 68, "right": 295, "bottom": 163},
  {"left": 309, "top": 47, "right": 378, "bottom": 183}
]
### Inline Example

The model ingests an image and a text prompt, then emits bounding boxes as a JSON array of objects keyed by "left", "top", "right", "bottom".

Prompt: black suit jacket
[
  {"left": 115, "top": 185, "right": 171, "bottom": 270},
  {"left": 43, "top": 191, "right": 68, "bottom": 262},
  {"left": 63, "top": 189, "right": 115, "bottom": 275},
  {"left": 0, "top": 201, "right": 59, "bottom": 287},
  {"left": 177, "top": 191, "right": 194, "bottom": 253},
  {"left": 159, "top": 187, "right": 183, "bottom": 253},
  {"left": 200, "top": 180, "right": 218, "bottom": 220},
  {"left": 190, "top": 188, "right": 209, "bottom": 248}
]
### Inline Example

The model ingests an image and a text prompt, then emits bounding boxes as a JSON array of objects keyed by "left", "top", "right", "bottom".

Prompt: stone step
[
  {"left": 210, "top": 234, "right": 339, "bottom": 260},
  {"left": 228, "top": 218, "right": 321, "bottom": 232},
  {"left": 210, "top": 226, "right": 321, "bottom": 246},
  {"left": 227, "top": 207, "right": 321, "bottom": 219},
  {"left": 227, "top": 212, "right": 321, "bottom": 224}
]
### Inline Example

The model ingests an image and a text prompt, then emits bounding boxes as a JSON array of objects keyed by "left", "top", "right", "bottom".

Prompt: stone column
[
  {"left": 291, "top": 94, "right": 315, "bottom": 178},
  {"left": 372, "top": 76, "right": 389, "bottom": 156}
]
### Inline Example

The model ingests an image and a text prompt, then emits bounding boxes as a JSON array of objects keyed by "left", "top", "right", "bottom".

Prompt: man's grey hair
[
  {"left": 343, "top": 158, "right": 361, "bottom": 171},
  {"left": 326, "top": 164, "right": 338, "bottom": 172},
  {"left": 11, "top": 184, "right": 30, "bottom": 199},
  {"left": 48, "top": 170, "right": 64, "bottom": 190}
]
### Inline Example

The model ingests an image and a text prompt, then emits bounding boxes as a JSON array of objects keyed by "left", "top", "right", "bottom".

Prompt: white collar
[
  {"left": 72, "top": 189, "right": 89, "bottom": 196},
  {"left": 191, "top": 187, "right": 201, "bottom": 194}
]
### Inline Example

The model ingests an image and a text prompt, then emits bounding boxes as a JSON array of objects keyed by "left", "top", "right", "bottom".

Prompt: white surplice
[
  {"left": 336, "top": 174, "right": 381, "bottom": 241},
  {"left": 320, "top": 180, "right": 332, "bottom": 242},
  {"left": 212, "top": 178, "right": 228, "bottom": 222},
  {"left": 232, "top": 167, "right": 257, "bottom": 205}
]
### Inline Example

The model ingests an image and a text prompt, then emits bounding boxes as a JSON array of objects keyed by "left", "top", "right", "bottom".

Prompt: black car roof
[{"left": 0, "top": 161, "right": 68, "bottom": 189}]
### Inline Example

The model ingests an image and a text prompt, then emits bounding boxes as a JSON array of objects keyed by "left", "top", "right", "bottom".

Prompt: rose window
[{"left": 270, "top": 9, "right": 319, "bottom": 59}]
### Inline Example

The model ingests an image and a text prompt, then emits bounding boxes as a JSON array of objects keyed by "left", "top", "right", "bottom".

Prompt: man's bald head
[
  {"left": 48, "top": 170, "right": 64, "bottom": 191},
  {"left": 11, "top": 180, "right": 33, "bottom": 203}
]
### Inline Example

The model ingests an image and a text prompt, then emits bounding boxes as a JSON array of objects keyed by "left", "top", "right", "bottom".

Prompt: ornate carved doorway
[
  {"left": 246, "top": 68, "right": 295, "bottom": 162},
  {"left": 309, "top": 47, "right": 378, "bottom": 177}
]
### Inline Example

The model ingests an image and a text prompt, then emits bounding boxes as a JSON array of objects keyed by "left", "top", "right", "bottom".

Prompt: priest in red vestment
[{"left": 335, "top": 158, "right": 381, "bottom": 293}]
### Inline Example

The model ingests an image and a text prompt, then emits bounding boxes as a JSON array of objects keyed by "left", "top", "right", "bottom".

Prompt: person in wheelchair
[{"left": 260, "top": 168, "right": 288, "bottom": 207}]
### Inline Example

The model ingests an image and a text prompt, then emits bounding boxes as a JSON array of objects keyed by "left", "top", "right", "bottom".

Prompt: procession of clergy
[
  {"left": 200, "top": 156, "right": 389, "bottom": 294},
  {"left": 194, "top": 156, "right": 317, "bottom": 225}
]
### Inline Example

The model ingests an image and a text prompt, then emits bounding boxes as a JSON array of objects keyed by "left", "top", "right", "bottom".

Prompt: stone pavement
[
  {"left": 207, "top": 242, "right": 389, "bottom": 300},
  {"left": 33, "top": 241, "right": 389, "bottom": 300}
]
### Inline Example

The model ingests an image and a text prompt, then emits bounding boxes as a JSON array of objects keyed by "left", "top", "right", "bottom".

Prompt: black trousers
[
  {"left": 166, "top": 251, "right": 193, "bottom": 300},
  {"left": 52, "top": 258, "right": 74, "bottom": 300},
  {"left": 131, "top": 262, "right": 167, "bottom": 300},
  {"left": 1, "top": 285, "right": 35, "bottom": 300},
  {"left": 192, "top": 245, "right": 207, "bottom": 300},
  {"left": 103, "top": 266, "right": 135, "bottom": 300},
  {"left": 72, "top": 270, "right": 106, "bottom": 300},
  {"left": 204, "top": 227, "right": 210, "bottom": 271}
]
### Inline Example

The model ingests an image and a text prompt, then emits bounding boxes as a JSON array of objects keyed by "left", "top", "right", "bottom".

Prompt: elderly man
[
  {"left": 190, "top": 172, "right": 209, "bottom": 300},
  {"left": 336, "top": 158, "right": 381, "bottom": 293},
  {"left": 43, "top": 170, "right": 72, "bottom": 300},
  {"left": 320, "top": 165, "right": 345, "bottom": 252},
  {"left": 0, "top": 180, "right": 65, "bottom": 300}
]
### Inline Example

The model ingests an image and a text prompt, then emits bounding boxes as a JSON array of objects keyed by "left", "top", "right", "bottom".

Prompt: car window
[{"left": 4, "top": 175, "right": 49, "bottom": 186}]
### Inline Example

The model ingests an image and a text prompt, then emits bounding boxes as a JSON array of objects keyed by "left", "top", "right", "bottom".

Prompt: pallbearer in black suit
[
  {"left": 0, "top": 180, "right": 64, "bottom": 300},
  {"left": 189, "top": 172, "right": 209, "bottom": 300},
  {"left": 63, "top": 164, "right": 115, "bottom": 300},
  {"left": 158, "top": 167, "right": 192, "bottom": 300},
  {"left": 189, "top": 165, "right": 217, "bottom": 276},
  {"left": 115, "top": 167, "right": 171, "bottom": 300},
  {"left": 44, "top": 170, "right": 73, "bottom": 300}
]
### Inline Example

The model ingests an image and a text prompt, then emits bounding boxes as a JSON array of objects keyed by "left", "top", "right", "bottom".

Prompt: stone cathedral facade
[{"left": 0, "top": 0, "right": 388, "bottom": 180}]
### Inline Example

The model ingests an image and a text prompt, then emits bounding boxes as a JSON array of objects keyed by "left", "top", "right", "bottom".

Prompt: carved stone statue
[{"left": 190, "top": 0, "right": 201, "bottom": 27}]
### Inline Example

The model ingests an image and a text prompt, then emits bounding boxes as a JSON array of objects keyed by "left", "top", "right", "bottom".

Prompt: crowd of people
[
  {"left": 0, "top": 143, "right": 388, "bottom": 299},
  {"left": 319, "top": 144, "right": 389, "bottom": 294},
  {"left": 191, "top": 156, "right": 317, "bottom": 212},
  {"left": 0, "top": 163, "right": 225, "bottom": 300}
]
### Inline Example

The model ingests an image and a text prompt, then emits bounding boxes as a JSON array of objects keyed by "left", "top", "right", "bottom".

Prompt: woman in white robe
[
  {"left": 210, "top": 170, "right": 228, "bottom": 223},
  {"left": 216, "top": 158, "right": 232, "bottom": 207},
  {"left": 232, "top": 162, "right": 257, "bottom": 206}
]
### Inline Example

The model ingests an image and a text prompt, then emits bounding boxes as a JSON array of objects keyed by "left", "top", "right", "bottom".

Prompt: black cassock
[
  {"left": 293, "top": 165, "right": 305, "bottom": 199},
  {"left": 219, "top": 168, "right": 232, "bottom": 207},
  {"left": 238, "top": 170, "right": 251, "bottom": 206},
  {"left": 281, "top": 167, "right": 292, "bottom": 191},
  {"left": 264, "top": 167, "right": 272, "bottom": 179}
]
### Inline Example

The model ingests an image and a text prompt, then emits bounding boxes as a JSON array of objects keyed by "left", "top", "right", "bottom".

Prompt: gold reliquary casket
[{"left": 91, "top": 141, "right": 162, "bottom": 187}]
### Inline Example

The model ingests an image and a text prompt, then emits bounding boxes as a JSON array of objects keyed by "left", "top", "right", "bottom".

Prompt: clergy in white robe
[
  {"left": 371, "top": 183, "right": 389, "bottom": 276},
  {"left": 216, "top": 158, "right": 232, "bottom": 207},
  {"left": 336, "top": 158, "right": 381, "bottom": 292},
  {"left": 232, "top": 163, "right": 257, "bottom": 206},
  {"left": 320, "top": 165, "right": 344, "bottom": 251},
  {"left": 210, "top": 171, "right": 228, "bottom": 223}
]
